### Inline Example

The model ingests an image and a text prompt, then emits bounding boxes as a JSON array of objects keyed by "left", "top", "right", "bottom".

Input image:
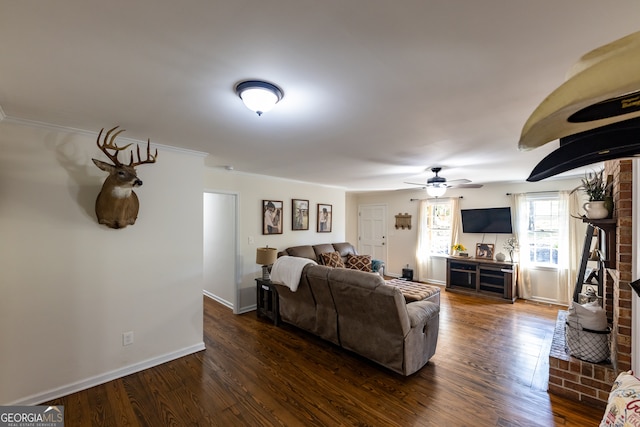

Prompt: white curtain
[
  {"left": 416, "top": 199, "right": 431, "bottom": 282},
  {"left": 567, "top": 191, "right": 588, "bottom": 304},
  {"left": 416, "top": 197, "right": 460, "bottom": 282},
  {"left": 449, "top": 197, "right": 461, "bottom": 250},
  {"left": 512, "top": 193, "right": 532, "bottom": 299},
  {"left": 512, "top": 191, "right": 586, "bottom": 303},
  {"left": 556, "top": 192, "right": 570, "bottom": 303}
]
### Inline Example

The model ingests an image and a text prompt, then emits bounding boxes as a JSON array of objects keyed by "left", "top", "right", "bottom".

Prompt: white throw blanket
[{"left": 270, "top": 256, "right": 317, "bottom": 292}]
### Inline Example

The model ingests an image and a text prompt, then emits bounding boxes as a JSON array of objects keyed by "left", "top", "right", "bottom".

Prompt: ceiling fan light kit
[
  {"left": 426, "top": 184, "right": 447, "bottom": 198},
  {"left": 426, "top": 167, "right": 447, "bottom": 197},
  {"left": 235, "top": 80, "right": 283, "bottom": 116}
]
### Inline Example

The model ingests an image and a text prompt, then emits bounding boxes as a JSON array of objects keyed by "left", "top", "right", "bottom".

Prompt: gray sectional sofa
[{"left": 271, "top": 242, "right": 440, "bottom": 376}]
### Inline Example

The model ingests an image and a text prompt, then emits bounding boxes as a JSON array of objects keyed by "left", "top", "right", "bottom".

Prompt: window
[
  {"left": 526, "top": 196, "right": 561, "bottom": 266},
  {"left": 425, "top": 202, "right": 453, "bottom": 255}
]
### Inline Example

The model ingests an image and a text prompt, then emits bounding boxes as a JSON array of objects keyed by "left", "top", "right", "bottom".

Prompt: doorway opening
[{"left": 203, "top": 191, "right": 239, "bottom": 313}]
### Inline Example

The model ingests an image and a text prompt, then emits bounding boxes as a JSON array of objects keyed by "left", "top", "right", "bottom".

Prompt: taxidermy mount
[{"left": 92, "top": 126, "right": 157, "bottom": 229}]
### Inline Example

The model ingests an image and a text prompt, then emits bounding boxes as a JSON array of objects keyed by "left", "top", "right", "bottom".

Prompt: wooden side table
[{"left": 255, "top": 278, "right": 279, "bottom": 325}]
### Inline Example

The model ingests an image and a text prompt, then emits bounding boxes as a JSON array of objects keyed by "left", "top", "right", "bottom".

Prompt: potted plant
[
  {"left": 451, "top": 243, "right": 467, "bottom": 257},
  {"left": 503, "top": 237, "right": 519, "bottom": 263},
  {"left": 572, "top": 169, "right": 611, "bottom": 219}
]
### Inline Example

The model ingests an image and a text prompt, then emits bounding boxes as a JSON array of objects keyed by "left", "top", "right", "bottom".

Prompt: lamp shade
[
  {"left": 427, "top": 184, "right": 447, "bottom": 198},
  {"left": 256, "top": 247, "right": 277, "bottom": 265}
]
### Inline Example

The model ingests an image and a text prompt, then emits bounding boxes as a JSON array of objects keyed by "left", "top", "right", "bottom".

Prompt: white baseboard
[
  {"left": 203, "top": 290, "right": 233, "bottom": 309},
  {"left": 237, "top": 304, "right": 257, "bottom": 314},
  {"left": 9, "top": 342, "right": 206, "bottom": 405},
  {"left": 202, "top": 290, "right": 255, "bottom": 314},
  {"left": 427, "top": 279, "right": 446, "bottom": 286},
  {"left": 527, "top": 296, "right": 567, "bottom": 306}
]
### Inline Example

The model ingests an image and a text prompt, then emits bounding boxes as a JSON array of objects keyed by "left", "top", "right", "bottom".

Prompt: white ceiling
[{"left": 1, "top": 1, "right": 639, "bottom": 191}]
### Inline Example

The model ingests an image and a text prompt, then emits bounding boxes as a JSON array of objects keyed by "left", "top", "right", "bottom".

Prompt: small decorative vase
[
  {"left": 584, "top": 201, "right": 609, "bottom": 219},
  {"left": 452, "top": 250, "right": 459, "bottom": 257},
  {"left": 495, "top": 252, "right": 506, "bottom": 262}
]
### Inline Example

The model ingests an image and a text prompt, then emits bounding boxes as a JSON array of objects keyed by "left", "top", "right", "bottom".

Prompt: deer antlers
[{"left": 96, "top": 126, "right": 158, "bottom": 167}]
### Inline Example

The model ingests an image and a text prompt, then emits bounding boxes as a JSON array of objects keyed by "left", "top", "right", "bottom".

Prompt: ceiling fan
[{"left": 405, "top": 167, "right": 483, "bottom": 197}]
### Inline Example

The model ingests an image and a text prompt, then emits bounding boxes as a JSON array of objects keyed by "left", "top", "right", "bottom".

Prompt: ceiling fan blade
[
  {"left": 448, "top": 183, "right": 483, "bottom": 189},
  {"left": 446, "top": 178, "right": 472, "bottom": 184},
  {"left": 404, "top": 181, "right": 427, "bottom": 187}
]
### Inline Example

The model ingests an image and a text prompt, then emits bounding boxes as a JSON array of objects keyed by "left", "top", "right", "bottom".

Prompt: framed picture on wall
[
  {"left": 476, "top": 243, "right": 494, "bottom": 259},
  {"left": 263, "top": 200, "right": 283, "bottom": 235},
  {"left": 317, "top": 203, "right": 332, "bottom": 233},
  {"left": 292, "top": 199, "right": 309, "bottom": 231}
]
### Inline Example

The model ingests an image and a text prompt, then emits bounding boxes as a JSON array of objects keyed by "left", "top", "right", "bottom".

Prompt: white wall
[
  {"left": 203, "top": 168, "right": 346, "bottom": 312},
  {"left": 0, "top": 122, "right": 205, "bottom": 404},
  {"left": 349, "top": 178, "right": 584, "bottom": 303}
]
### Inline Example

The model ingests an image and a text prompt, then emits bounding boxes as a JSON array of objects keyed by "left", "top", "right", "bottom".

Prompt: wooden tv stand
[{"left": 446, "top": 257, "right": 517, "bottom": 302}]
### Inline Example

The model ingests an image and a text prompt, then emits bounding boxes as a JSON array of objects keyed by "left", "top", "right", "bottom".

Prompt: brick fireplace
[{"left": 548, "top": 159, "right": 633, "bottom": 405}]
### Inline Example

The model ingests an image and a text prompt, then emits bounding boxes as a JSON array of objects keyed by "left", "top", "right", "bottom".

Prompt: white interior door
[
  {"left": 358, "top": 204, "right": 387, "bottom": 264},
  {"left": 203, "top": 191, "right": 238, "bottom": 312}
]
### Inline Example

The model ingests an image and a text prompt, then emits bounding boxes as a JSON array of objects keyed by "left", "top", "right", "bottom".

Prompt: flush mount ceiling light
[{"left": 235, "top": 80, "right": 283, "bottom": 116}]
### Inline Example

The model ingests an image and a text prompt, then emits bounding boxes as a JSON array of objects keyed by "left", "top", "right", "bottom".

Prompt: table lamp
[{"left": 256, "top": 246, "right": 277, "bottom": 280}]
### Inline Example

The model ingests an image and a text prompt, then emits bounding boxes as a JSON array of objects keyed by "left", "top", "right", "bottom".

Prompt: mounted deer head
[{"left": 92, "top": 126, "right": 157, "bottom": 229}]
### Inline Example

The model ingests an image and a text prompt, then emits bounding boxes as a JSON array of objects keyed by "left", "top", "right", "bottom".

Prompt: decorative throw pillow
[
  {"left": 572, "top": 301, "right": 608, "bottom": 331},
  {"left": 346, "top": 254, "right": 372, "bottom": 272},
  {"left": 319, "top": 251, "right": 345, "bottom": 268},
  {"left": 371, "top": 259, "right": 383, "bottom": 273},
  {"left": 600, "top": 371, "right": 640, "bottom": 426}
]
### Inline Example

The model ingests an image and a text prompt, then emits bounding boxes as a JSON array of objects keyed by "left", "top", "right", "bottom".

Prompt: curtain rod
[
  {"left": 410, "top": 196, "right": 463, "bottom": 201},
  {"left": 505, "top": 190, "right": 560, "bottom": 195}
]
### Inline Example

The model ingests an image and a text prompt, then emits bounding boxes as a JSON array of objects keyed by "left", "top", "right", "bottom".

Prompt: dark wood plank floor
[{"left": 45, "top": 289, "right": 606, "bottom": 426}]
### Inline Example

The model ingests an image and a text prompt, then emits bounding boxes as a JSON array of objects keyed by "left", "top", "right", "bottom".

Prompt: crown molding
[{"left": 1, "top": 115, "right": 209, "bottom": 158}]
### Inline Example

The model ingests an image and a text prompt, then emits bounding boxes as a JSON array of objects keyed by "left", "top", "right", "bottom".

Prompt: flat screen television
[{"left": 461, "top": 207, "right": 513, "bottom": 234}]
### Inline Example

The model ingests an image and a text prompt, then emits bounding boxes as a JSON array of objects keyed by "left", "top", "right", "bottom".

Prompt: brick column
[{"left": 606, "top": 159, "right": 633, "bottom": 372}]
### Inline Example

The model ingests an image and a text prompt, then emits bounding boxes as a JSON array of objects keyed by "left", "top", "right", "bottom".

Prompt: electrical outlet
[
  {"left": 248, "top": 236, "right": 254, "bottom": 245},
  {"left": 122, "top": 331, "right": 134, "bottom": 346}
]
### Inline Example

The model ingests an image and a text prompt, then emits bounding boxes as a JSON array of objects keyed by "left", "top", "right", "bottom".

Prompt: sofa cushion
[
  {"left": 319, "top": 251, "right": 345, "bottom": 268},
  {"left": 600, "top": 371, "right": 640, "bottom": 426},
  {"left": 285, "top": 245, "right": 317, "bottom": 261},
  {"left": 313, "top": 244, "right": 337, "bottom": 261},
  {"left": 332, "top": 242, "right": 357, "bottom": 259},
  {"left": 346, "top": 254, "right": 372, "bottom": 272}
]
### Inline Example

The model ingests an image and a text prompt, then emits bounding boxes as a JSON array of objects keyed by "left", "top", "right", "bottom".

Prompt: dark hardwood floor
[{"left": 45, "top": 289, "right": 606, "bottom": 426}]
